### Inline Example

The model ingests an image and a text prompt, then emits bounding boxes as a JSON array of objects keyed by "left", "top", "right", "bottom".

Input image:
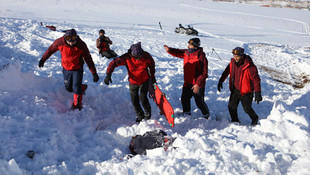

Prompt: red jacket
[
  {"left": 219, "top": 55, "right": 261, "bottom": 95},
  {"left": 107, "top": 50, "right": 155, "bottom": 85},
  {"left": 96, "top": 36, "right": 112, "bottom": 53},
  {"left": 42, "top": 36, "right": 97, "bottom": 74},
  {"left": 167, "top": 47, "right": 208, "bottom": 88}
]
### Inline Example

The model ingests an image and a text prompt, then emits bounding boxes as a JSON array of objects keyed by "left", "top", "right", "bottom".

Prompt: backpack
[{"left": 129, "top": 130, "right": 171, "bottom": 155}]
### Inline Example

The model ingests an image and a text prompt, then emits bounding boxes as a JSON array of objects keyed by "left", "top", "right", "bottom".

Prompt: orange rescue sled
[{"left": 149, "top": 81, "right": 175, "bottom": 127}]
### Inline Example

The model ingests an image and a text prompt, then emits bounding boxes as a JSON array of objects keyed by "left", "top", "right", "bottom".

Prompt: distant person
[
  {"left": 39, "top": 29, "right": 99, "bottom": 110},
  {"left": 96, "top": 29, "right": 117, "bottom": 59},
  {"left": 104, "top": 42, "right": 156, "bottom": 122},
  {"left": 217, "top": 47, "right": 262, "bottom": 125},
  {"left": 164, "top": 38, "right": 210, "bottom": 119}
]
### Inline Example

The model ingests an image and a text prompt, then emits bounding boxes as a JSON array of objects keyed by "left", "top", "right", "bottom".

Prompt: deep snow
[{"left": 0, "top": 0, "right": 310, "bottom": 174}]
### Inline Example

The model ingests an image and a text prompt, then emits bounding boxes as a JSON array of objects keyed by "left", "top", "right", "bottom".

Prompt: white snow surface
[{"left": 0, "top": 0, "right": 310, "bottom": 174}]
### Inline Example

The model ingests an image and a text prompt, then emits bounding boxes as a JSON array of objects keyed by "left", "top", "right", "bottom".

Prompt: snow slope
[{"left": 0, "top": 0, "right": 310, "bottom": 174}]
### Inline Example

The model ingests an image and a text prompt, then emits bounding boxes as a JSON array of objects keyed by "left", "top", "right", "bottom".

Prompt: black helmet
[
  {"left": 188, "top": 38, "right": 200, "bottom": 47},
  {"left": 232, "top": 47, "right": 245, "bottom": 56},
  {"left": 99, "top": 29, "right": 105, "bottom": 34}
]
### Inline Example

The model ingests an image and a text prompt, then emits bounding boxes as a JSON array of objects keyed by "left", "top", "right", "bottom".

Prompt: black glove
[
  {"left": 104, "top": 73, "right": 112, "bottom": 85},
  {"left": 92, "top": 73, "right": 99, "bottom": 82},
  {"left": 99, "top": 35, "right": 105, "bottom": 42},
  {"left": 151, "top": 77, "right": 156, "bottom": 84},
  {"left": 217, "top": 81, "right": 223, "bottom": 92},
  {"left": 38, "top": 60, "right": 45, "bottom": 68},
  {"left": 254, "top": 91, "right": 262, "bottom": 104}
]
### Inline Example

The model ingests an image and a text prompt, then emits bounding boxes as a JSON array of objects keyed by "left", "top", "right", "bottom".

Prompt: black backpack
[{"left": 129, "top": 130, "right": 169, "bottom": 155}]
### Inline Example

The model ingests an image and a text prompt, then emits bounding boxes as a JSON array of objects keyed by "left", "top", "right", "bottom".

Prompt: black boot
[
  {"left": 145, "top": 112, "right": 151, "bottom": 120},
  {"left": 229, "top": 107, "right": 239, "bottom": 123},
  {"left": 251, "top": 115, "right": 259, "bottom": 125},
  {"left": 136, "top": 111, "right": 145, "bottom": 123},
  {"left": 204, "top": 113, "right": 210, "bottom": 120},
  {"left": 136, "top": 115, "right": 145, "bottom": 123}
]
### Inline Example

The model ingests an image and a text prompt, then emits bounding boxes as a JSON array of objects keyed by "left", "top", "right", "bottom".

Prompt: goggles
[
  {"left": 232, "top": 49, "right": 243, "bottom": 55},
  {"left": 65, "top": 35, "right": 77, "bottom": 42},
  {"left": 132, "top": 54, "right": 142, "bottom": 59}
]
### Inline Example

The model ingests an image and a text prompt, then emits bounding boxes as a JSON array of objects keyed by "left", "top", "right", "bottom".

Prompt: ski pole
[
  {"left": 159, "top": 22, "right": 163, "bottom": 30},
  {"left": 212, "top": 48, "right": 223, "bottom": 61}
]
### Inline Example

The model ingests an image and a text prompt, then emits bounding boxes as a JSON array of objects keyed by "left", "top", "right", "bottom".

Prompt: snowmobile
[{"left": 175, "top": 24, "right": 198, "bottom": 36}]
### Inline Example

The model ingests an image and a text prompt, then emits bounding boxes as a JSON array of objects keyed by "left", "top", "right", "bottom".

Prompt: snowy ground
[{"left": 0, "top": 0, "right": 310, "bottom": 174}]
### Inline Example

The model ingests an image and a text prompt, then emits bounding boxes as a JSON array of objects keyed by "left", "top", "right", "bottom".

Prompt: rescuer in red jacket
[
  {"left": 104, "top": 42, "right": 156, "bottom": 122},
  {"left": 218, "top": 47, "right": 262, "bottom": 125},
  {"left": 96, "top": 29, "right": 117, "bottom": 59},
  {"left": 39, "top": 29, "right": 99, "bottom": 110},
  {"left": 164, "top": 38, "right": 210, "bottom": 119}
]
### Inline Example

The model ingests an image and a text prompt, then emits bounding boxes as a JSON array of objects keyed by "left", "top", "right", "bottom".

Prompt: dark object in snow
[
  {"left": 26, "top": 150, "right": 35, "bottom": 159},
  {"left": 159, "top": 22, "right": 162, "bottom": 30},
  {"left": 129, "top": 130, "right": 175, "bottom": 155},
  {"left": 46, "top": 25, "right": 56, "bottom": 31},
  {"left": 175, "top": 24, "right": 198, "bottom": 36},
  {"left": 40, "top": 22, "right": 56, "bottom": 31}
]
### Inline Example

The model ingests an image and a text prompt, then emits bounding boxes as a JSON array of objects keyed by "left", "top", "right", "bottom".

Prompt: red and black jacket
[
  {"left": 167, "top": 47, "right": 208, "bottom": 88},
  {"left": 106, "top": 50, "right": 155, "bottom": 85},
  {"left": 219, "top": 55, "right": 261, "bottom": 95},
  {"left": 96, "top": 36, "right": 112, "bottom": 53},
  {"left": 41, "top": 36, "right": 97, "bottom": 74}
]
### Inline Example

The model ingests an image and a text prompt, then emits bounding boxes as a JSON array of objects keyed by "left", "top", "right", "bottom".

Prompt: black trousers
[
  {"left": 228, "top": 88, "right": 258, "bottom": 122},
  {"left": 181, "top": 85, "right": 210, "bottom": 116},
  {"left": 100, "top": 50, "right": 117, "bottom": 59},
  {"left": 129, "top": 80, "right": 151, "bottom": 118}
]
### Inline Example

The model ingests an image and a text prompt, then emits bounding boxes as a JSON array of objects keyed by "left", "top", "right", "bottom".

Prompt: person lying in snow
[
  {"left": 96, "top": 29, "right": 117, "bottom": 59},
  {"left": 129, "top": 130, "right": 175, "bottom": 155}
]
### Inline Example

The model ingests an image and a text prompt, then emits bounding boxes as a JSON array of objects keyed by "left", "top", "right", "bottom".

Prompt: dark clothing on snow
[
  {"left": 129, "top": 79, "right": 151, "bottom": 121},
  {"left": 228, "top": 88, "right": 259, "bottom": 123},
  {"left": 100, "top": 50, "right": 117, "bottom": 59},
  {"left": 181, "top": 84, "right": 210, "bottom": 116},
  {"left": 129, "top": 130, "right": 170, "bottom": 155}
]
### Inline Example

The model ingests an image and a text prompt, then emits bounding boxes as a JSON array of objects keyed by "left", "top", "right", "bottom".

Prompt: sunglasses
[
  {"left": 232, "top": 49, "right": 243, "bottom": 55},
  {"left": 65, "top": 35, "right": 77, "bottom": 42}
]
